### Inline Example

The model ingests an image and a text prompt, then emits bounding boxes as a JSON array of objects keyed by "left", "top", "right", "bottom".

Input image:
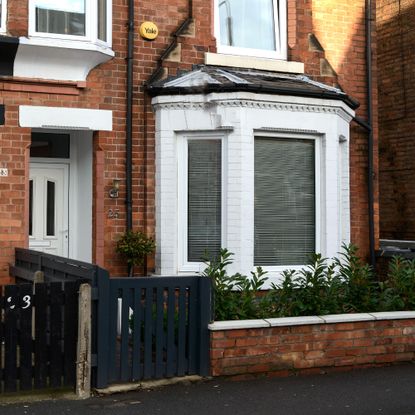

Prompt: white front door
[{"left": 29, "top": 163, "right": 69, "bottom": 256}]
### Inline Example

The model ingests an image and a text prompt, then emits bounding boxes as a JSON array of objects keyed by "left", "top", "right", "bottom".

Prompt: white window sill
[
  {"left": 205, "top": 52, "right": 304, "bottom": 74},
  {"left": 14, "top": 36, "right": 115, "bottom": 81}
]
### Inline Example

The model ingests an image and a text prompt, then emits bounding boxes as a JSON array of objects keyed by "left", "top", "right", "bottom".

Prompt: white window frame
[
  {"left": 214, "top": 0, "right": 287, "bottom": 60},
  {"left": 253, "top": 132, "right": 322, "bottom": 274},
  {"left": 0, "top": 0, "right": 7, "bottom": 32},
  {"left": 177, "top": 133, "right": 227, "bottom": 273},
  {"left": 28, "top": 0, "right": 112, "bottom": 47}
]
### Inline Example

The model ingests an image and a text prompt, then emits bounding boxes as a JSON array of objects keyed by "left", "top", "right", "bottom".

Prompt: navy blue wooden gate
[{"left": 94, "top": 274, "right": 212, "bottom": 389}]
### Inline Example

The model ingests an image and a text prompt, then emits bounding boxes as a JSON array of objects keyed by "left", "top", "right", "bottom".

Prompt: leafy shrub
[
  {"left": 333, "top": 244, "right": 376, "bottom": 312},
  {"left": 270, "top": 254, "right": 344, "bottom": 317},
  {"left": 116, "top": 230, "right": 156, "bottom": 276},
  {"left": 202, "top": 249, "right": 272, "bottom": 320},
  {"left": 378, "top": 256, "right": 415, "bottom": 311},
  {"left": 203, "top": 244, "right": 415, "bottom": 321}
]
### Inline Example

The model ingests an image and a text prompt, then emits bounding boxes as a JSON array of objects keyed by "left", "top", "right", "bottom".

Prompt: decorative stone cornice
[{"left": 153, "top": 98, "right": 354, "bottom": 123}]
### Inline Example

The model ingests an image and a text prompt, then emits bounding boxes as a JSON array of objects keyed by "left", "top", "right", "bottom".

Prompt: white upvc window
[
  {"left": 254, "top": 134, "right": 321, "bottom": 272},
  {"left": 178, "top": 134, "right": 227, "bottom": 273},
  {"left": 214, "top": 0, "right": 287, "bottom": 60},
  {"left": 0, "top": 0, "right": 7, "bottom": 32},
  {"left": 29, "top": 0, "right": 112, "bottom": 46}
]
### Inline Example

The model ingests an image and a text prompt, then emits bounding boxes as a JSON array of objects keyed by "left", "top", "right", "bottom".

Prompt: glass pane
[
  {"left": 30, "top": 133, "right": 70, "bottom": 158},
  {"left": 254, "top": 137, "right": 315, "bottom": 266},
  {"left": 35, "top": 0, "right": 86, "bottom": 36},
  {"left": 98, "top": 0, "right": 107, "bottom": 41},
  {"left": 29, "top": 180, "right": 33, "bottom": 236},
  {"left": 219, "top": 0, "right": 276, "bottom": 51},
  {"left": 188, "top": 140, "right": 222, "bottom": 262},
  {"left": 46, "top": 180, "right": 55, "bottom": 236}
]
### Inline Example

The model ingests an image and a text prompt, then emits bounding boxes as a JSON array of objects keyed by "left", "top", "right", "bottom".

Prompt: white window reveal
[
  {"left": 215, "top": 0, "right": 287, "bottom": 59},
  {"left": 29, "top": 0, "right": 111, "bottom": 45},
  {"left": 254, "top": 136, "right": 319, "bottom": 268},
  {"left": 0, "top": 0, "right": 7, "bottom": 32}
]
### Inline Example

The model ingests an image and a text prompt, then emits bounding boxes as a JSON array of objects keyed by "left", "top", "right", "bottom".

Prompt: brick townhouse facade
[
  {"left": 0, "top": 0, "right": 378, "bottom": 286},
  {"left": 377, "top": 0, "right": 415, "bottom": 243}
]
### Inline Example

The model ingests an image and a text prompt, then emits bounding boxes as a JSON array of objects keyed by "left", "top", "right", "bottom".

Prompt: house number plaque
[{"left": 108, "top": 209, "right": 119, "bottom": 219}]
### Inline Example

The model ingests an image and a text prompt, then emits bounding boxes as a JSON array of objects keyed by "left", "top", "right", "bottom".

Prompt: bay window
[
  {"left": 215, "top": 0, "right": 287, "bottom": 59},
  {"left": 30, "top": 0, "right": 111, "bottom": 44}
]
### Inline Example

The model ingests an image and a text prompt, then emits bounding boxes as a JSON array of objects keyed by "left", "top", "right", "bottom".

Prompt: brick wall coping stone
[{"left": 208, "top": 311, "right": 415, "bottom": 331}]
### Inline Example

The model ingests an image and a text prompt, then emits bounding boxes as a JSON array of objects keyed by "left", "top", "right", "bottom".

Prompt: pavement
[{"left": 2, "top": 364, "right": 415, "bottom": 415}]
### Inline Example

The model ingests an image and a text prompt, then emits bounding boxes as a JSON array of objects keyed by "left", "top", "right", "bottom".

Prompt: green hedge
[{"left": 202, "top": 245, "right": 415, "bottom": 321}]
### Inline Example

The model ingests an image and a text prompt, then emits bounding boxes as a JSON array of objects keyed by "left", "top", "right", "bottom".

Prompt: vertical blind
[
  {"left": 187, "top": 140, "right": 222, "bottom": 262},
  {"left": 254, "top": 137, "right": 315, "bottom": 266}
]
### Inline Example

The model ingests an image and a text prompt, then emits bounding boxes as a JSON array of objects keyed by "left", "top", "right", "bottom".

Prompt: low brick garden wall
[{"left": 209, "top": 312, "right": 415, "bottom": 379}]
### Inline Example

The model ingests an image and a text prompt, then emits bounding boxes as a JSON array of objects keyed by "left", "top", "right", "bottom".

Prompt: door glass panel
[
  {"left": 29, "top": 180, "right": 33, "bottom": 236},
  {"left": 30, "top": 133, "right": 70, "bottom": 158},
  {"left": 46, "top": 180, "right": 55, "bottom": 236}
]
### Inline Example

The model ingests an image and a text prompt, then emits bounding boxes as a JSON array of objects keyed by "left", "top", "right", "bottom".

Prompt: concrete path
[{"left": 2, "top": 364, "right": 415, "bottom": 415}]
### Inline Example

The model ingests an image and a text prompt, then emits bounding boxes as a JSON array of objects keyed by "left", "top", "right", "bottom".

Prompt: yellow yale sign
[{"left": 139, "top": 21, "right": 159, "bottom": 40}]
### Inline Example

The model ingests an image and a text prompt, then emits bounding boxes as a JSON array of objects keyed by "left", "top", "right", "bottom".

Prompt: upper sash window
[
  {"left": 215, "top": 0, "right": 287, "bottom": 60},
  {"left": 30, "top": 0, "right": 111, "bottom": 45}
]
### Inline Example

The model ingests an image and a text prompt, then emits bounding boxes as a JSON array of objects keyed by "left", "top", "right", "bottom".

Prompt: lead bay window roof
[{"left": 147, "top": 66, "right": 359, "bottom": 110}]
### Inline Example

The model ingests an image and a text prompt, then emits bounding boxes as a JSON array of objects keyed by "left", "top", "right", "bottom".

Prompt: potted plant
[{"left": 116, "top": 230, "right": 156, "bottom": 276}]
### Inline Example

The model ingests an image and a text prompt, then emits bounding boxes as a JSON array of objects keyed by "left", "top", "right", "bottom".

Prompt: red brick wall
[
  {"left": 0, "top": 0, "right": 215, "bottom": 284},
  {"left": 0, "top": 0, "right": 378, "bottom": 284},
  {"left": 377, "top": 0, "right": 415, "bottom": 240},
  {"left": 211, "top": 318, "right": 415, "bottom": 379},
  {"left": 288, "top": 0, "right": 379, "bottom": 257}
]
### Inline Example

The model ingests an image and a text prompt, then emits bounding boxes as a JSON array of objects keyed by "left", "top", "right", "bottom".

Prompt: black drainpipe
[
  {"left": 126, "top": 0, "right": 134, "bottom": 232},
  {"left": 353, "top": 0, "right": 375, "bottom": 269}
]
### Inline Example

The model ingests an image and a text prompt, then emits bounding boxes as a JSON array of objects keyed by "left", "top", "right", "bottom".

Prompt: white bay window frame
[
  {"left": 153, "top": 92, "right": 353, "bottom": 283},
  {"left": 28, "top": 0, "right": 112, "bottom": 47},
  {"left": 214, "top": 0, "right": 287, "bottom": 60},
  {"left": 177, "top": 133, "right": 227, "bottom": 273}
]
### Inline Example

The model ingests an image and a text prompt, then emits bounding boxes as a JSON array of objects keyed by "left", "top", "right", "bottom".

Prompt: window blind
[
  {"left": 187, "top": 140, "right": 222, "bottom": 262},
  {"left": 254, "top": 137, "right": 315, "bottom": 266}
]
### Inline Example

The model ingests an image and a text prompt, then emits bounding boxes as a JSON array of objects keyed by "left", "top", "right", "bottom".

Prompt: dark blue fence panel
[
  {"left": 0, "top": 282, "right": 79, "bottom": 393},
  {"left": 94, "top": 275, "right": 212, "bottom": 388}
]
